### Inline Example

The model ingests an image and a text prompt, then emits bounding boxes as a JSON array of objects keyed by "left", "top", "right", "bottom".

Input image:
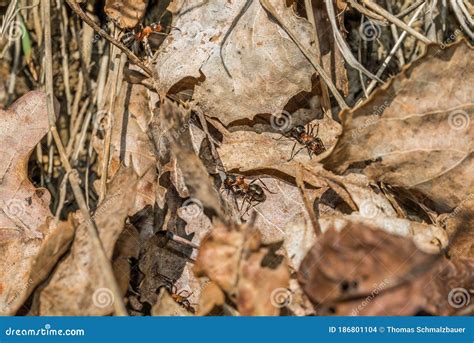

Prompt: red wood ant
[
  {"left": 121, "top": 22, "right": 179, "bottom": 57},
  {"left": 276, "top": 123, "right": 326, "bottom": 161},
  {"left": 222, "top": 174, "right": 274, "bottom": 215},
  {"left": 157, "top": 276, "right": 195, "bottom": 314}
]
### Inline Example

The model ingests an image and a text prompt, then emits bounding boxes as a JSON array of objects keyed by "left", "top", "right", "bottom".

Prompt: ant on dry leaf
[
  {"left": 157, "top": 274, "right": 196, "bottom": 314},
  {"left": 221, "top": 172, "right": 275, "bottom": 215},
  {"left": 276, "top": 123, "right": 326, "bottom": 161}
]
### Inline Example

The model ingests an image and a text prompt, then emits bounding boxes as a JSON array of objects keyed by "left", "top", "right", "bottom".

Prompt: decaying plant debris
[{"left": 0, "top": 0, "right": 472, "bottom": 316}]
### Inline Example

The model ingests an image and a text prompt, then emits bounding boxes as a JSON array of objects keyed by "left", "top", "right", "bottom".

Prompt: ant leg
[
  {"left": 257, "top": 178, "right": 276, "bottom": 194},
  {"left": 287, "top": 142, "right": 297, "bottom": 161},
  {"left": 242, "top": 198, "right": 255, "bottom": 216},
  {"left": 288, "top": 145, "right": 305, "bottom": 162},
  {"left": 237, "top": 196, "right": 246, "bottom": 212},
  {"left": 272, "top": 133, "right": 289, "bottom": 141},
  {"left": 307, "top": 146, "right": 313, "bottom": 159},
  {"left": 315, "top": 123, "right": 320, "bottom": 137},
  {"left": 178, "top": 289, "right": 193, "bottom": 297}
]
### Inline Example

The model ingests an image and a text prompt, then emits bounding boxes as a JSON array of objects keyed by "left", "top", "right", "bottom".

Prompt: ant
[
  {"left": 222, "top": 174, "right": 274, "bottom": 215},
  {"left": 276, "top": 123, "right": 326, "bottom": 161},
  {"left": 121, "top": 22, "right": 179, "bottom": 57},
  {"left": 157, "top": 276, "right": 195, "bottom": 314}
]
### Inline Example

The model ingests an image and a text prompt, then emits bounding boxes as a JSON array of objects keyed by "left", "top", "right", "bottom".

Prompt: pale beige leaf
[
  {"left": 155, "top": 0, "right": 316, "bottom": 124},
  {"left": 0, "top": 92, "right": 74, "bottom": 315}
]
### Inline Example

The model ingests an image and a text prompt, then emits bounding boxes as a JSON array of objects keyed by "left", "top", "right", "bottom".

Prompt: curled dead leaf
[{"left": 323, "top": 42, "right": 474, "bottom": 212}]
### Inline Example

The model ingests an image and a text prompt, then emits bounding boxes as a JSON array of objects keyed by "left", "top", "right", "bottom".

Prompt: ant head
[{"left": 289, "top": 125, "right": 305, "bottom": 139}]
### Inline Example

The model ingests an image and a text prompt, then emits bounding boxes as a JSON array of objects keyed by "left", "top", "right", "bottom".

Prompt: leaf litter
[{"left": 0, "top": 0, "right": 472, "bottom": 317}]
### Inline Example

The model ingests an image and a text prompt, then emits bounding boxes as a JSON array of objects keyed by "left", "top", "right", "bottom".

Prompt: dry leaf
[
  {"left": 323, "top": 42, "right": 474, "bottom": 211},
  {"left": 236, "top": 178, "right": 319, "bottom": 269},
  {"left": 236, "top": 249, "right": 290, "bottom": 316},
  {"left": 155, "top": 0, "right": 317, "bottom": 124},
  {"left": 34, "top": 167, "right": 138, "bottom": 315},
  {"left": 216, "top": 114, "right": 341, "bottom": 172},
  {"left": 155, "top": 100, "right": 224, "bottom": 218},
  {"left": 319, "top": 214, "right": 448, "bottom": 254},
  {"left": 0, "top": 91, "right": 74, "bottom": 315},
  {"left": 151, "top": 287, "right": 192, "bottom": 316},
  {"left": 197, "top": 281, "right": 225, "bottom": 316},
  {"left": 299, "top": 223, "right": 473, "bottom": 315},
  {"left": 105, "top": 0, "right": 148, "bottom": 29},
  {"left": 112, "top": 223, "right": 140, "bottom": 296},
  {"left": 441, "top": 196, "right": 474, "bottom": 259},
  {"left": 194, "top": 223, "right": 290, "bottom": 315},
  {"left": 298, "top": 224, "right": 439, "bottom": 305}
]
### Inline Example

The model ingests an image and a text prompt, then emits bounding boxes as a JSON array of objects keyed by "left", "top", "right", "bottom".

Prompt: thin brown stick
[
  {"left": 347, "top": 0, "right": 387, "bottom": 22},
  {"left": 64, "top": 0, "right": 153, "bottom": 77},
  {"left": 43, "top": 0, "right": 128, "bottom": 316}
]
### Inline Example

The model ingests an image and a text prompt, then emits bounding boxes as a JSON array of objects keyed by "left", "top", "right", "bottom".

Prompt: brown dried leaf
[
  {"left": 197, "top": 281, "right": 225, "bottom": 316},
  {"left": 155, "top": 0, "right": 317, "bottom": 124},
  {"left": 298, "top": 223, "right": 473, "bottom": 315},
  {"left": 319, "top": 215, "right": 448, "bottom": 254},
  {"left": 35, "top": 167, "right": 138, "bottom": 315},
  {"left": 298, "top": 224, "right": 438, "bottom": 306},
  {"left": 441, "top": 196, "right": 474, "bottom": 259},
  {"left": 423, "top": 257, "right": 474, "bottom": 315},
  {"left": 236, "top": 178, "right": 320, "bottom": 269},
  {"left": 151, "top": 288, "right": 193, "bottom": 316},
  {"left": 323, "top": 42, "right": 474, "bottom": 211},
  {"left": 236, "top": 249, "right": 290, "bottom": 316},
  {"left": 0, "top": 91, "right": 74, "bottom": 315},
  {"left": 194, "top": 223, "right": 290, "bottom": 316},
  {"left": 112, "top": 224, "right": 140, "bottom": 296}
]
